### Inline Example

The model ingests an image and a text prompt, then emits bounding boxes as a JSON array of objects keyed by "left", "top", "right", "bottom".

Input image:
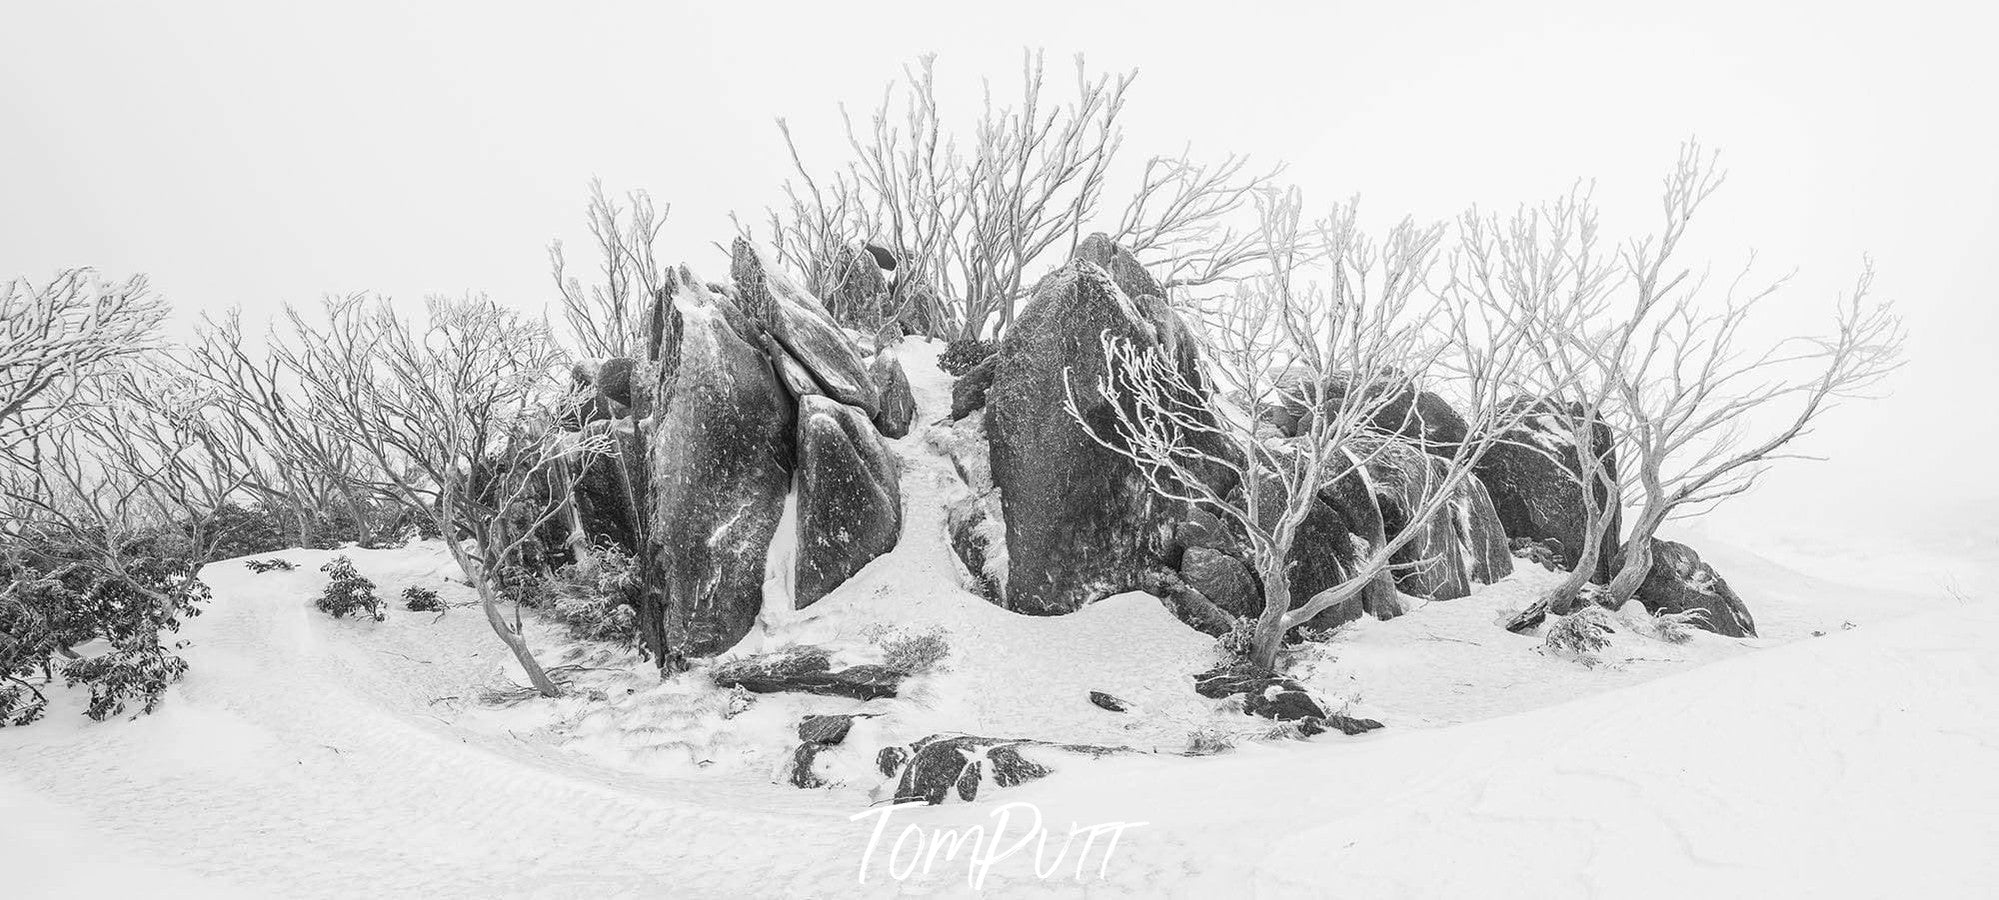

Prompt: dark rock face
[
  {"left": 731, "top": 239, "right": 881, "bottom": 416},
  {"left": 949, "top": 357, "right": 996, "bottom": 420},
  {"left": 1474, "top": 398, "right": 1621, "bottom": 582},
  {"left": 1266, "top": 370, "right": 1469, "bottom": 456},
  {"left": 641, "top": 269, "right": 795, "bottom": 667},
  {"left": 568, "top": 423, "right": 644, "bottom": 554},
  {"left": 817, "top": 241, "right": 894, "bottom": 331},
  {"left": 595, "top": 357, "right": 637, "bottom": 409},
  {"left": 1193, "top": 664, "right": 1385, "bottom": 736},
  {"left": 788, "top": 743, "right": 830, "bottom": 788},
  {"left": 944, "top": 497, "right": 1000, "bottom": 599},
  {"left": 1362, "top": 440, "right": 1513, "bottom": 600},
  {"left": 866, "top": 352, "right": 916, "bottom": 439},
  {"left": 798, "top": 713, "right": 861, "bottom": 745},
  {"left": 1088, "top": 691, "right": 1131, "bottom": 713},
  {"left": 1178, "top": 546, "right": 1259, "bottom": 619},
  {"left": 1626, "top": 538, "right": 1757, "bottom": 637},
  {"left": 795, "top": 395, "right": 902, "bottom": 607},
  {"left": 985, "top": 237, "right": 1217, "bottom": 616},
  {"left": 885, "top": 735, "right": 1124, "bottom": 805}
]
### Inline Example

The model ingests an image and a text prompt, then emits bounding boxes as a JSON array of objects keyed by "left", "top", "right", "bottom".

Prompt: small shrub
[
  {"left": 244, "top": 557, "right": 296, "bottom": 574},
  {"left": 1186, "top": 725, "right": 1237, "bottom": 756},
  {"left": 1213, "top": 617, "right": 1257, "bottom": 668},
  {"left": 870, "top": 625, "right": 951, "bottom": 675},
  {"left": 533, "top": 545, "right": 642, "bottom": 648},
  {"left": 1647, "top": 608, "right": 1705, "bottom": 645},
  {"left": 1543, "top": 606, "right": 1615, "bottom": 658},
  {"left": 937, "top": 339, "right": 998, "bottom": 376},
  {"left": 61, "top": 644, "right": 190, "bottom": 721},
  {"left": 401, "top": 585, "right": 444, "bottom": 612},
  {"left": 316, "top": 556, "right": 383, "bottom": 621}
]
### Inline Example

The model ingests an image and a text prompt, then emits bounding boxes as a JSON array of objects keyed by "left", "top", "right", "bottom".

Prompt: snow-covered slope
[{"left": 4, "top": 339, "right": 1993, "bottom": 897}]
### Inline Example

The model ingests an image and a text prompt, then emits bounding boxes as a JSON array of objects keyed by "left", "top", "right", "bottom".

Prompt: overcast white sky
[{"left": 4, "top": 0, "right": 1995, "bottom": 546}]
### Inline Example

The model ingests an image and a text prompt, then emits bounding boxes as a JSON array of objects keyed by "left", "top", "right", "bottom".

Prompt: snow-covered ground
[{"left": 4, "top": 340, "right": 1994, "bottom": 897}]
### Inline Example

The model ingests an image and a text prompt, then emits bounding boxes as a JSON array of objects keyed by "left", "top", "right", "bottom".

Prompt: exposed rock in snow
[
  {"left": 865, "top": 350, "right": 915, "bottom": 439},
  {"left": 948, "top": 355, "right": 995, "bottom": 419},
  {"left": 985, "top": 237, "right": 1219, "bottom": 618},
  {"left": 710, "top": 660, "right": 902, "bottom": 700},
  {"left": 1473, "top": 396, "right": 1622, "bottom": 581},
  {"left": 1363, "top": 438, "right": 1513, "bottom": 600},
  {"left": 1193, "top": 664, "right": 1385, "bottom": 735},
  {"left": 1262, "top": 369, "right": 1471, "bottom": 458},
  {"left": 729, "top": 239, "right": 880, "bottom": 416},
  {"left": 1625, "top": 537, "right": 1758, "bottom": 636},
  {"left": 640, "top": 268, "right": 795, "bottom": 667},
  {"left": 793, "top": 394, "right": 902, "bottom": 608},
  {"left": 885, "top": 734, "right": 1128, "bottom": 804}
]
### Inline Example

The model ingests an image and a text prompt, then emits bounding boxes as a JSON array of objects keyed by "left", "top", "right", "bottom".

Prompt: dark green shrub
[{"left": 315, "top": 556, "right": 383, "bottom": 621}]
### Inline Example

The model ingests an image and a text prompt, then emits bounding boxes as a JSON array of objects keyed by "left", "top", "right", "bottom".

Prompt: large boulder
[
  {"left": 639, "top": 268, "right": 796, "bottom": 669},
  {"left": 985, "top": 236, "right": 1217, "bottom": 615},
  {"left": 1363, "top": 439, "right": 1513, "bottom": 600},
  {"left": 866, "top": 352, "right": 916, "bottom": 439},
  {"left": 731, "top": 239, "right": 881, "bottom": 416},
  {"left": 816, "top": 240, "right": 894, "bottom": 332},
  {"left": 1474, "top": 397, "right": 1621, "bottom": 581},
  {"left": 1266, "top": 370, "right": 1469, "bottom": 457},
  {"left": 794, "top": 395, "right": 902, "bottom": 607},
  {"left": 1624, "top": 538, "right": 1757, "bottom": 637}
]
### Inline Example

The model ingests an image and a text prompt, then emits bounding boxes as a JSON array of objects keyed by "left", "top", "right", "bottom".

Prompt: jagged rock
[
  {"left": 1474, "top": 397, "right": 1621, "bottom": 581},
  {"left": 862, "top": 242, "right": 897, "bottom": 271},
  {"left": 1089, "top": 691, "right": 1130, "bottom": 713},
  {"left": 787, "top": 743, "right": 829, "bottom": 788},
  {"left": 731, "top": 239, "right": 881, "bottom": 416},
  {"left": 1178, "top": 547, "right": 1259, "bottom": 619},
  {"left": 795, "top": 395, "right": 901, "bottom": 607},
  {"left": 640, "top": 268, "right": 795, "bottom": 668},
  {"left": 986, "top": 237, "right": 1222, "bottom": 616},
  {"left": 1265, "top": 369, "right": 1469, "bottom": 456},
  {"left": 798, "top": 713, "right": 861, "bottom": 745},
  {"left": 945, "top": 497, "right": 1001, "bottom": 599},
  {"left": 713, "top": 662, "right": 902, "bottom": 701},
  {"left": 1625, "top": 538, "right": 1757, "bottom": 637},
  {"left": 1194, "top": 664, "right": 1384, "bottom": 735},
  {"left": 817, "top": 240, "right": 894, "bottom": 331},
  {"left": 568, "top": 421, "right": 643, "bottom": 554},
  {"left": 886, "top": 735, "right": 1124, "bottom": 805},
  {"left": 949, "top": 357, "right": 996, "bottom": 420},
  {"left": 867, "top": 352, "right": 916, "bottom": 439},
  {"left": 1363, "top": 439, "right": 1513, "bottom": 600}
]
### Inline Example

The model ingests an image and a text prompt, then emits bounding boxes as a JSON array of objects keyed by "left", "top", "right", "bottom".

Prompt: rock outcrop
[
  {"left": 640, "top": 269, "right": 796, "bottom": 667},
  {"left": 884, "top": 735, "right": 1127, "bottom": 804},
  {"left": 1265, "top": 370, "right": 1469, "bottom": 457},
  {"left": 1624, "top": 538, "right": 1757, "bottom": 637},
  {"left": 866, "top": 351, "right": 916, "bottom": 439},
  {"left": 1474, "top": 398, "right": 1621, "bottom": 581},
  {"left": 794, "top": 395, "right": 902, "bottom": 607},
  {"left": 1363, "top": 440, "right": 1513, "bottom": 600},
  {"left": 984, "top": 235, "right": 1219, "bottom": 616},
  {"left": 731, "top": 239, "right": 880, "bottom": 416},
  {"left": 1193, "top": 665, "right": 1385, "bottom": 736}
]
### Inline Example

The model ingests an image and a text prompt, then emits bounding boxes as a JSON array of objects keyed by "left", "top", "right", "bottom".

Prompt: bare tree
[
  {"left": 551, "top": 179, "right": 668, "bottom": 361},
  {"left": 1588, "top": 144, "right": 1905, "bottom": 605},
  {"left": 765, "top": 51, "right": 1282, "bottom": 341},
  {"left": 1069, "top": 189, "right": 1541, "bottom": 670},
  {"left": 1, "top": 269, "right": 168, "bottom": 454},
  {"left": 1449, "top": 184, "right": 1628, "bottom": 625},
  {"left": 286, "top": 295, "right": 607, "bottom": 697}
]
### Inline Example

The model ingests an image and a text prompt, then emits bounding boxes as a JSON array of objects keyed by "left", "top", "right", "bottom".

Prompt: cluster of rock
[
  {"left": 939, "top": 233, "right": 1753, "bottom": 639},
  {"left": 562, "top": 240, "right": 917, "bottom": 669}
]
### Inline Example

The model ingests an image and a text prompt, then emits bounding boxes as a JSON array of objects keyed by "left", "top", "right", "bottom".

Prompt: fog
[{"left": 5, "top": 0, "right": 1993, "bottom": 548}]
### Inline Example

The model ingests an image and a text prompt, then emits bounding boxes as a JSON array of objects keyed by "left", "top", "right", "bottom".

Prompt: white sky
[{"left": 4, "top": 0, "right": 1995, "bottom": 544}]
